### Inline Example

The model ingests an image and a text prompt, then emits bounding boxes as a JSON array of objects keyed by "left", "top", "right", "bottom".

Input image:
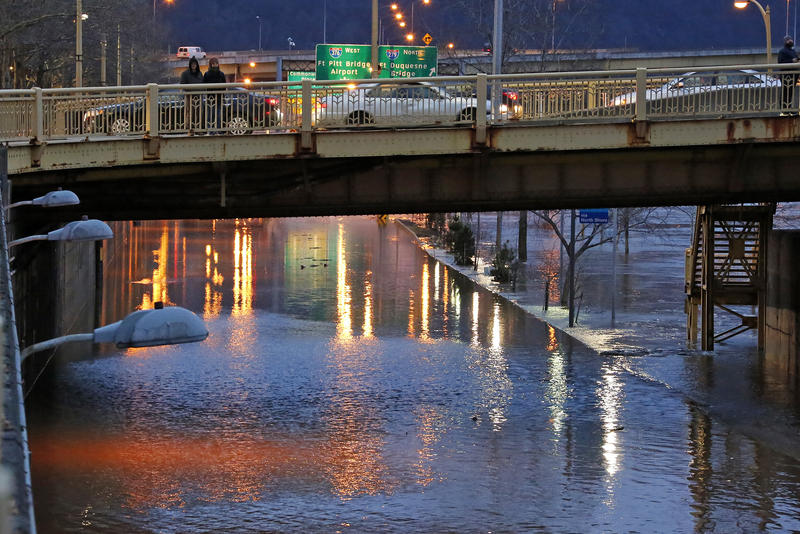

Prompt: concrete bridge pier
[{"left": 766, "top": 230, "right": 800, "bottom": 382}]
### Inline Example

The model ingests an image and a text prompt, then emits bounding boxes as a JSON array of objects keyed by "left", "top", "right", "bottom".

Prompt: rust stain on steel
[
  {"left": 726, "top": 121, "right": 736, "bottom": 142},
  {"left": 762, "top": 116, "right": 800, "bottom": 140},
  {"left": 764, "top": 116, "right": 789, "bottom": 140},
  {"left": 627, "top": 121, "right": 650, "bottom": 146}
]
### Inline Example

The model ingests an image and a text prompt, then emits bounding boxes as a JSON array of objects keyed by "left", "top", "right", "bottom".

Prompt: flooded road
[{"left": 26, "top": 217, "right": 800, "bottom": 532}]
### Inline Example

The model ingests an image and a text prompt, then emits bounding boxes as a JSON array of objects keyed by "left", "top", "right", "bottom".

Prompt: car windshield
[
  {"left": 671, "top": 71, "right": 766, "bottom": 90},
  {"left": 365, "top": 83, "right": 446, "bottom": 99}
]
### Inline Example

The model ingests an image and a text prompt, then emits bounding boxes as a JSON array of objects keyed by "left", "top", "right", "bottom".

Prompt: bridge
[
  {"left": 4, "top": 63, "right": 800, "bottom": 223},
  {"left": 3, "top": 61, "right": 800, "bottom": 532}
]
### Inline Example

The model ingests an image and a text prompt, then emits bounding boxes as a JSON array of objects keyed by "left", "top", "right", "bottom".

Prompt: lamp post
[
  {"left": 21, "top": 304, "right": 208, "bottom": 361},
  {"left": 8, "top": 217, "right": 112, "bottom": 248},
  {"left": 153, "top": 0, "right": 174, "bottom": 19},
  {"left": 788, "top": 0, "right": 791, "bottom": 36},
  {"left": 4, "top": 190, "right": 80, "bottom": 212},
  {"left": 734, "top": 0, "right": 773, "bottom": 65},
  {"left": 411, "top": 0, "right": 431, "bottom": 35},
  {"left": 257, "top": 16, "right": 263, "bottom": 50}
]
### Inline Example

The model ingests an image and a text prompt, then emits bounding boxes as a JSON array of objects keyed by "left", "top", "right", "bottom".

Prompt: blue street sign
[{"left": 579, "top": 209, "right": 609, "bottom": 224}]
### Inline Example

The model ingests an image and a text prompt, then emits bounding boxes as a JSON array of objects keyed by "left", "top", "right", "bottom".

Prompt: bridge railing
[{"left": 0, "top": 63, "right": 796, "bottom": 143}]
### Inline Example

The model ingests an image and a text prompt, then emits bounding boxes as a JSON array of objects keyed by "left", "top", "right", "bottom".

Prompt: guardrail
[{"left": 0, "top": 63, "right": 797, "bottom": 143}]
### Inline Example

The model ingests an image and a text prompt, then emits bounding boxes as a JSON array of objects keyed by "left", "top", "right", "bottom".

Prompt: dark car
[{"left": 82, "top": 87, "right": 282, "bottom": 135}]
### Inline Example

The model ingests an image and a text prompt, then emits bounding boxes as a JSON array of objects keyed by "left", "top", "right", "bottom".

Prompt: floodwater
[{"left": 25, "top": 217, "right": 800, "bottom": 533}]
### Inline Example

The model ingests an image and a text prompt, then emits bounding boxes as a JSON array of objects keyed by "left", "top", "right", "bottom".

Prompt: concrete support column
[{"left": 765, "top": 230, "right": 800, "bottom": 379}]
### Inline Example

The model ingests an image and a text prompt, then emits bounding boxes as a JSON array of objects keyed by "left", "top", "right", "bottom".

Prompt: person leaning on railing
[
  {"left": 203, "top": 57, "right": 227, "bottom": 133},
  {"left": 180, "top": 56, "right": 204, "bottom": 133},
  {"left": 778, "top": 35, "right": 799, "bottom": 116}
]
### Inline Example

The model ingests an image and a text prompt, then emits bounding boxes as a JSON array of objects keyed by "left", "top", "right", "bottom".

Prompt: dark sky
[{"left": 163, "top": 0, "right": 799, "bottom": 54}]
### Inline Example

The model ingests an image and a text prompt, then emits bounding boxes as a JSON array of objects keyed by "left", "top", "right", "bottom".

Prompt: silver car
[
  {"left": 313, "top": 81, "right": 492, "bottom": 127},
  {"left": 609, "top": 69, "right": 782, "bottom": 115}
]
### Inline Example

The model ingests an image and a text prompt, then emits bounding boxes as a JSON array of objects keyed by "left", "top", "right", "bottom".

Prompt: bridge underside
[{"left": 8, "top": 118, "right": 800, "bottom": 222}]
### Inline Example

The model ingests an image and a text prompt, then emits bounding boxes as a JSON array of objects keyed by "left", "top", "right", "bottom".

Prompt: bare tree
[
  {"left": 444, "top": 0, "right": 602, "bottom": 73},
  {"left": 1, "top": 0, "right": 169, "bottom": 88},
  {"left": 532, "top": 209, "right": 612, "bottom": 326}
]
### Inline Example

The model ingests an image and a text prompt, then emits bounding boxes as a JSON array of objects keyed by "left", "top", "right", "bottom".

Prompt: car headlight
[
  {"left": 83, "top": 109, "right": 104, "bottom": 121},
  {"left": 500, "top": 104, "right": 509, "bottom": 113}
]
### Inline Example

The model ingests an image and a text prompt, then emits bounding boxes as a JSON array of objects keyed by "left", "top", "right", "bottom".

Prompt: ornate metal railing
[{"left": 0, "top": 63, "right": 796, "bottom": 143}]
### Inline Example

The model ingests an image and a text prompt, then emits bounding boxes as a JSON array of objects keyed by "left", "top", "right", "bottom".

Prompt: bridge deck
[{"left": 3, "top": 64, "right": 800, "bottom": 220}]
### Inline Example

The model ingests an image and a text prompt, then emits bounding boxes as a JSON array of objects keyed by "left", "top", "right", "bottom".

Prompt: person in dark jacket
[
  {"left": 778, "top": 35, "right": 799, "bottom": 115},
  {"left": 203, "top": 57, "right": 227, "bottom": 131},
  {"left": 202, "top": 57, "right": 226, "bottom": 84},
  {"left": 179, "top": 56, "right": 203, "bottom": 84},
  {"left": 179, "top": 57, "right": 204, "bottom": 132}
]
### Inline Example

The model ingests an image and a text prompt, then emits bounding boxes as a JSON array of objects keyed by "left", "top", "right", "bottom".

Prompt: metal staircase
[{"left": 685, "top": 204, "right": 775, "bottom": 351}]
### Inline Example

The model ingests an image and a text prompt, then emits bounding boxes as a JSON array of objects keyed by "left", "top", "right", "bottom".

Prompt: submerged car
[
  {"left": 313, "top": 81, "right": 492, "bottom": 127},
  {"left": 609, "top": 69, "right": 781, "bottom": 114},
  {"left": 82, "top": 87, "right": 282, "bottom": 135}
]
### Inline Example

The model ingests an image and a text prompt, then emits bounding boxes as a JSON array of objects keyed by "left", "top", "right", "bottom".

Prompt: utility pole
[
  {"left": 491, "top": 0, "right": 503, "bottom": 115},
  {"left": 371, "top": 0, "right": 379, "bottom": 78},
  {"left": 76, "top": 0, "right": 83, "bottom": 87},
  {"left": 100, "top": 37, "right": 107, "bottom": 86},
  {"left": 568, "top": 209, "right": 576, "bottom": 327},
  {"left": 116, "top": 24, "right": 122, "bottom": 85}
]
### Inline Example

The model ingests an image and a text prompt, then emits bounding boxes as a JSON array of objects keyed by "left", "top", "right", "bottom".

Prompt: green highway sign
[
  {"left": 380, "top": 45, "right": 437, "bottom": 78},
  {"left": 315, "top": 44, "right": 437, "bottom": 80},
  {"left": 287, "top": 70, "right": 316, "bottom": 89},
  {"left": 315, "top": 44, "right": 372, "bottom": 80},
  {"left": 288, "top": 71, "right": 315, "bottom": 82}
]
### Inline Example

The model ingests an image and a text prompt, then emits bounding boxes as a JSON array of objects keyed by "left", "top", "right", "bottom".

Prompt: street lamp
[
  {"left": 256, "top": 15, "right": 263, "bottom": 50},
  {"left": 153, "top": 0, "right": 174, "bottom": 19},
  {"left": 8, "top": 217, "right": 112, "bottom": 248},
  {"left": 734, "top": 0, "right": 773, "bottom": 65},
  {"left": 4, "top": 189, "right": 80, "bottom": 212},
  {"left": 21, "top": 303, "right": 208, "bottom": 361},
  {"left": 410, "top": 0, "right": 431, "bottom": 35}
]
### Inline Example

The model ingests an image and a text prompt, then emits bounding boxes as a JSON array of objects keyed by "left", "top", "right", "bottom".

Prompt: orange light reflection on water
[
  {"left": 471, "top": 292, "right": 479, "bottom": 347},
  {"left": 336, "top": 223, "right": 353, "bottom": 341},
  {"left": 141, "top": 223, "right": 174, "bottom": 311},
  {"left": 414, "top": 406, "right": 446, "bottom": 487},
  {"left": 232, "top": 222, "right": 254, "bottom": 317},
  {"left": 441, "top": 267, "right": 449, "bottom": 336},
  {"left": 204, "top": 237, "right": 223, "bottom": 318},
  {"left": 420, "top": 262, "right": 430, "bottom": 341},
  {"left": 363, "top": 270, "right": 374, "bottom": 338},
  {"left": 31, "top": 430, "right": 397, "bottom": 509}
]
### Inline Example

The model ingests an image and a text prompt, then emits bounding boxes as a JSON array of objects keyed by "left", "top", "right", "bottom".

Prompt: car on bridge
[
  {"left": 82, "top": 87, "right": 282, "bottom": 135},
  {"left": 312, "top": 81, "right": 493, "bottom": 127},
  {"left": 608, "top": 69, "right": 782, "bottom": 115},
  {"left": 176, "top": 46, "right": 206, "bottom": 59}
]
